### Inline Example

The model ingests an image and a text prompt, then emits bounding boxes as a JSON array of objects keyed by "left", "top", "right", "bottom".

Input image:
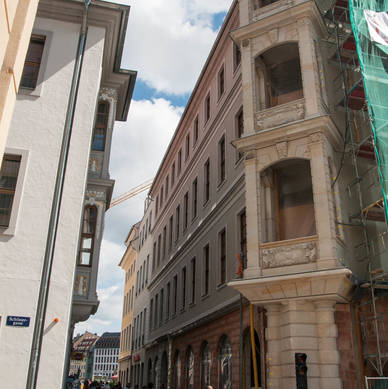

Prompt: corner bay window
[
  {"left": 92, "top": 101, "right": 110, "bottom": 151},
  {"left": 261, "top": 159, "right": 316, "bottom": 242},
  {"left": 79, "top": 205, "right": 97, "bottom": 266},
  {"left": 256, "top": 43, "right": 303, "bottom": 109},
  {"left": 0, "top": 155, "right": 21, "bottom": 227}
]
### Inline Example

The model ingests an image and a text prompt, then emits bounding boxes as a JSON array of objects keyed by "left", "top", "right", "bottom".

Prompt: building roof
[
  {"left": 37, "top": 0, "right": 137, "bottom": 121},
  {"left": 94, "top": 332, "right": 120, "bottom": 349}
]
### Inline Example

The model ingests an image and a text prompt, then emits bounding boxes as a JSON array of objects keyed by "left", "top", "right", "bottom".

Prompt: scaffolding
[{"left": 318, "top": 0, "right": 388, "bottom": 379}]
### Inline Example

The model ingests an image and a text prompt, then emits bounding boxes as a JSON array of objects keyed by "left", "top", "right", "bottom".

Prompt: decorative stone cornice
[{"left": 228, "top": 268, "right": 354, "bottom": 304}]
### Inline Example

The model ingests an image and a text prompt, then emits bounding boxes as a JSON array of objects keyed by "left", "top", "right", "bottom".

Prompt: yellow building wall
[{"left": 0, "top": 0, "right": 39, "bottom": 162}]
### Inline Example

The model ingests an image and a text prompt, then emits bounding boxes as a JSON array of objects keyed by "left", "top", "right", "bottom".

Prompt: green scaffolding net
[{"left": 349, "top": 0, "right": 388, "bottom": 223}]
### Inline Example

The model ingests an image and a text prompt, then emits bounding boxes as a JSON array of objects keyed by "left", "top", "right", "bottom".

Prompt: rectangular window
[
  {"left": 20, "top": 34, "right": 46, "bottom": 89},
  {"left": 219, "top": 135, "right": 226, "bottom": 183},
  {"left": 203, "top": 244, "right": 210, "bottom": 295},
  {"left": 191, "top": 258, "right": 196, "bottom": 304},
  {"left": 146, "top": 255, "right": 149, "bottom": 284},
  {"left": 162, "top": 225, "right": 167, "bottom": 260},
  {"left": 169, "top": 215, "right": 173, "bottom": 250},
  {"left": 0, "top": 154, "right": 21, "bottom": 228},
  {"left": 205, "top": 93, "right": 210, "bottom": 123},
  {"left": 204, "top": 159, "right": 210, "bottom": 204},
  {"left": 178, "top": 149, "right": 182, "bottom": 175},
  {"left": 173, "top": 275, "right": 178, "bottom": 315},
  {"left": 92, "top": 102, "right": 109, "bottom": 151},
  {"left": 142, "top": 262, "right": 145, "bottom": 289},
  {"left": 182, "top": 267, "right": 186, "bottom": 310},
  {"left": 183, "top": 192, "right": 189, "bottom": 230},
  {"left": 218, "top": 66, "right": 225, "bottom": 99},
  {"left": 157, "top": 234, "right": 161, "bottom": 266},
  {"left": 236, "top": 108, "right": 244, "bottom": 161},
  {"left": 240, "top": 209, "right": 247, "bottom": 268},
  {"left": 233, "top": 42, "right": 241, "bottom": 71},
  {"left": 149, "top": 211, "right": 152, "bottom": 232},
  {"left": 166, "top": 282, "right": 171, "bottom": 320},
  {"left": 192, "top": 178, "right": 198, "bottom": 220},
  {"left": 155, "top": 294, "right": 159, "bottom": 328},
  {"left": 185, "top": 134, "right": 190, "bottom": 161},
  {"left": 142, "top": 308, "right": 146, "bottom": 345},
  {"left": 135, "top": 271, "right": 139, "bottom": 295},
  {"left": 193, "top": 116, "right": 199, "bottom": 146},
  {"left": 219, "top": 229, "right": 226, "bottom": 285},
  {"left": 152, "top": 242, "right": 157, "bottom": 271},
  {"left": 160, "top": 186, "right": 164, "bottom": 208},
  {"left": 175, "top": 205, "right": 180, "bottom": 241},
  {"left": 149, "top": 299, "right": 153, "bottom": 331},
  {"left": 171, "top": 163, "right": 176, "bottom": 187},
  {"left": 165, "top": 175, "right": 169, "bottom": 197},
  {"left": 155, "top": 195, "right": 159, "bottom": 216},
  {"left": 140, "top": 264, "right": 143, "bottom": 290},
  {"left": 160, "top": 288, "right": 164, "bottom": 324},
  {"left": 78, "top": 205, "right": 97, "bottom": 266}
]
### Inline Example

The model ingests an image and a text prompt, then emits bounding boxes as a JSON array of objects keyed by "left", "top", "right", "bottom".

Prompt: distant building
[
  {"left": 93, "top": 332, "right": 120, "bottom": 380},
  {"left": 69, "top": 332, "right": 99, "bottom": 380},
  {"left": 118, "top": 223, "right": 139, "bottom": 385}
]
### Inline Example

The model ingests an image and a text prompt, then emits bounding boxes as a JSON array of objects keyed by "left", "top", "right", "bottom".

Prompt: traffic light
[{"left": 295, "top": 353, "right": 308, "bottom": 389}]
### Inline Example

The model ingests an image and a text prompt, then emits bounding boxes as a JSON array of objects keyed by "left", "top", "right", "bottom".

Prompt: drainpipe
[{"left": 25, "top": 1, "right": 91, "bottom": 388}]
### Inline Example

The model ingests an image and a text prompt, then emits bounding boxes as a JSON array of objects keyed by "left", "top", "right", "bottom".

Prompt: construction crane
[{"left": 110, "top": 179, "right": 153, "bottom": 208}]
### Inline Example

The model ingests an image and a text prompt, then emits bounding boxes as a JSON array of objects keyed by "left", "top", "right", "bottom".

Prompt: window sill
[
  {"left": 201, "top": 293, "right": 210, "bottom": 301},
  {"left": 217, "top": 283, "right": 227, "bottom": 291},
  {"left": 189, "top": 302, "right": 196, "bottom": 308},
  {"left": 217, "top": 179, "right": 227, "bottom": 191},
  {"left": 235, "top": 155, "right": 244, "bottom": 168},
  {"left": 203, "top": 199, "right": 210, "bottom": 209}
]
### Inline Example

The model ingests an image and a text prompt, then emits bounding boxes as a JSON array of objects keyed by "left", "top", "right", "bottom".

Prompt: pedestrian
[
  {"left": 207, "top": 386, "right": 213, "bottom": 389},
  {"left": 117, "top": 382, "right": 123, "bottom": 389},
  {"left": 125, "top": 383, "right": 131, "bottom": 389}
]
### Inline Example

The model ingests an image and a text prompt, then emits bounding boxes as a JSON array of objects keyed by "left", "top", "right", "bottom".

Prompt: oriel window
[
  {"left": 79, "top": 205, "right": 97, "bottom": 266},
  {"left": 92, "top": 101, "right": 110, "bottom": 151}
]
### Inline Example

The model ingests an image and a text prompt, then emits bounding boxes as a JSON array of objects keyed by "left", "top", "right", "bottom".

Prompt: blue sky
[{"left": 75, "top": 1, "right": 231, "bottom": 336}]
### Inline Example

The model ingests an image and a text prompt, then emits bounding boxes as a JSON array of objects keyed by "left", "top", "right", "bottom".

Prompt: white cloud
[
  {"left": 75, "top": 98, "right": 182, "bottom": 335},
  {"left": 121, "top": 0, "right": 233, "bottom": 94}
]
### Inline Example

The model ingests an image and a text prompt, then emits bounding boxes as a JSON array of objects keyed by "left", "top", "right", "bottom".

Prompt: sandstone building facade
[{"left": 122, "top": 0, "right": 388, "bottom": 388}]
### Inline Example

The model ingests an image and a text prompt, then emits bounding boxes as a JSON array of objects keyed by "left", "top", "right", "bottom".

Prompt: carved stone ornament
[
  {"left": 261, "top": 241, "right": 317, "bottom": 269},
  {"left": 99, "top": 87, "right": 118, "bottom": 102},
  {"left": 256, "top": 99, "right": 305, "bottom": 132},
  {"left": 276, "top": 141, "right": 288, "bottom": 159},
  {"left": 86, "top": 190, "right": 106, "bottom": 201},
  {"left": 308, "top": 132, "right": 325, "bottom": 145}
]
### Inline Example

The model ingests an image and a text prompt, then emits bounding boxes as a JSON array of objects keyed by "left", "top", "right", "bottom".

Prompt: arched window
[
  {"left": 200, "top": 342, "right": 211, "bottom": 389},
  {"left": 92, "top": 101, "right": 109, "bottom": 151},
  {"left": 79, "top": 205, "right": 97, "bottom": 266},
  {"left": 186, "top": 346, "right": 194, "bottom": 389},
  {"left": 173, "top": 351, "right": 181, "bottom": 389},
  {"left": 261, "top": 159, "right": 316, "bottom": 242},
  {"left": 219, "top": 336, "right": 232, "bottom": 389},
  {"left": 256, "top": 43, "right": 303, "bottom": 109}
]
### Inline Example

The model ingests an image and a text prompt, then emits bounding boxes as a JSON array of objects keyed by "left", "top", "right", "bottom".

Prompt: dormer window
[{"left": 92, "top": 101, "right": 109, "bottom": 151}]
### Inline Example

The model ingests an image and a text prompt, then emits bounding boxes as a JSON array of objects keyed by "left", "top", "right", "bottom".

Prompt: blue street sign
[{"left": 6, "top": 316, "right": 30, "bottom": 327}]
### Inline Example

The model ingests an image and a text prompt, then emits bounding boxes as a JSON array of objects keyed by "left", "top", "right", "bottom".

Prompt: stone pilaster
[
  {"left": 265, "top": 303, "right": 282, "bottom": 388},
  {"left": 315, "top": 300, "right": 342, "bottom": 389},
  {"left": 244, "top": 152, "right": 261, "bottom": 278},
  {"left": 308, "top": 134, "right": 338, "bottom": 269}
]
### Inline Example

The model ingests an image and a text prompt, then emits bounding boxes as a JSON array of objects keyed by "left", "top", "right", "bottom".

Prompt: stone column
[
  {"left": 244, "top": 152, "right": 261, "bottom": 278},
  {"left": 315, "top": 300, "right": 342, "bottom": 389},
  {"left": 265, "top": 303, "right": 282, "bottom": 388},
  {"left": 308, "top": 134, "right": 338, "bottom": 269},
  {"left": 279, "top": 301, "right": 320, "bottom": 389}
]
